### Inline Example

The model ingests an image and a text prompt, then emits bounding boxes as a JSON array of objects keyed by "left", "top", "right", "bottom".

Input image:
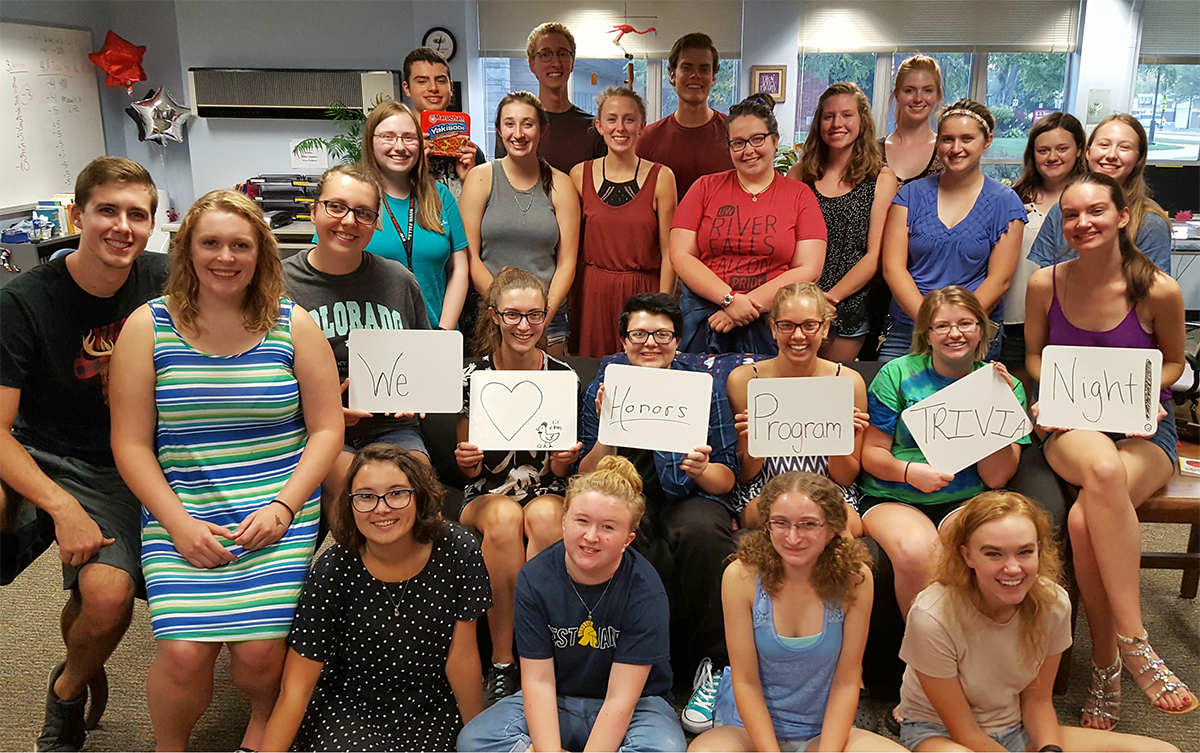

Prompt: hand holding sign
[
  {"left": 598, "top": 365, "right": 712, "bottom": 454},
  {"left": 469, "top": 370, "right": 578, "bottom": 451},
  {"left": 1037, "top": 346, "right": 1163, "bottom": 434},
  {"left": 348, "top": 330, "right": 463, "bottom": 414},
  {"left": 900, "top": 364, "right": 1031, "bottom": 475},
  {"left": 745, "top": 377, "right": 855, "bottom": 459}
]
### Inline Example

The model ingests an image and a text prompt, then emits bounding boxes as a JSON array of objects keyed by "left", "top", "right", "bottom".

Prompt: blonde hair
[
  {"left": 796, "top": 82, "right": 881, "bottom": 186},
  {"left": 473, "top": 266, "right": 548, "bottom": 357},
  {"left": 595, "top": 86, "right": 647, "bottom": 125},
  {"left": 565, "top": 455, "right": 646, "bottom": 531},
  {"left": 736, "top": 473, "right": 871, "bottom": 603},
  {"left": 165, "top": 189, "right": 283, "bottom": 336},
  {"left": 911, "top": 286, "right": 997, "bottom": 362},
  {"left": 526, "top": 22, "right": 576, "bottom": 60},
  {"left": 360, "top": 100, "right": 444, "bottom": 234},
  {"left": 890, "top": 55, "right": 944, "bottom": 115},
  {"left": 769, "top": 281, "right": 836, "bottom": 325},
  {"left": 1086, "top": 114, "right": 1169, "bottom": 240},
  {"left": 935, "top": 491, "right": 1062, "bottom": 657},
  {"left": 316, "top": 163, "right": 383, "bottom": 223}
]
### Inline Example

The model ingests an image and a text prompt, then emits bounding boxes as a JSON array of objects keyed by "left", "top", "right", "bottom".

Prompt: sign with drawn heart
[{"left": 469, "top": 369, "right": 578, "bottom": 451}]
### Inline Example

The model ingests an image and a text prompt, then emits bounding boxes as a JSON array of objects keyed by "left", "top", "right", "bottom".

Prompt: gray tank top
[{"left": 479, "top": 160, "right": 560, "bottom": 288}]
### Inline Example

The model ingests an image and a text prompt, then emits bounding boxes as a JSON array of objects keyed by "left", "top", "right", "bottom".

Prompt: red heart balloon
[{"left": 88, "top": 30, "right": 147, "bottom": 94}]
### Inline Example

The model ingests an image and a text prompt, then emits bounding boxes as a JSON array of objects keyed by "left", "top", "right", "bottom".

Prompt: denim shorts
[
  {"left": 545, "top": 302, "right": 570, "bottom": 347},
  {"left": 900, "top": 720, "right": 1028, "bottom": 752},
  {"left": 344, "top": 421, "right": 428, "bottom": 456},
  {"left": 1047, "top": 400, "right": 1179, "bottom": 466}
]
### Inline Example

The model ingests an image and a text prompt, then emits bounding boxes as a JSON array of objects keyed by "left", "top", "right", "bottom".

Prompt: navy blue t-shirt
[{"left": 514, "top": 540, "right": 672, "bottom": 699}]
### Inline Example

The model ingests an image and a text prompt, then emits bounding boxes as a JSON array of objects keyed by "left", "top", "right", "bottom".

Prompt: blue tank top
[{"left": 712, "top": 576, "right": 844, "bottom": 741}]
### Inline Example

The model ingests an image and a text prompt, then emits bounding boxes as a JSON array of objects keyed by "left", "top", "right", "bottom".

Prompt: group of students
[{"left": 0, "top": 19, "right": 1194, "bottom": 753}]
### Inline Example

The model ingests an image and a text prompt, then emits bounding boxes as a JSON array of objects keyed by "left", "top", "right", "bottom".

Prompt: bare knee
[
  {"left": 481, "top": 498, "right": 525, "bottom": 549},
  {"left": 523, "top": 496, "right": 563, "bottom": 541},
  {"left": 229, "top": 641, "right": 285, "bottom": 691},
  {"left": 887, "top": 536, "right": 937, "bottom": 582},
  {"left": 156, "top": 640, "right": 220, "bottom": 678},
  {"left": 76, "top": 565, "right": 135, "bottom": 634},
  {"left": 1082, "top": 455, "right": 1127, "bottom": 493}
]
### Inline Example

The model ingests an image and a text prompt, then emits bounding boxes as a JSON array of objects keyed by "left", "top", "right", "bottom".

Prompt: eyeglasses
[
  {"left": 728, "top": 133, "right": 771, "bottom": 151},
  {"left": 767, "top": 518, "right": 826, "bottom": 536},
  {"left": 534, "top": 49, "right": 574, "bottom": 62},
  {"left": 374, "top": 133, "right": 420, "bottom": 146},
  {"left": 498, "top": 309, "right": 548, "bottom": 325},
  {"left": 316, "top": 200, "right": 379, "bottom": 226},
  {"left": 625, "top": 329, "right": 676, "bottom": 344},
  {"left": 928, "top": 320, "right": 980, "bottom": 336},
  {"left": 773, "top": 319, "right": 824, "bottom": 335},
  {"left": 350, "top": 488, "right": 415, "bottom": 513}
]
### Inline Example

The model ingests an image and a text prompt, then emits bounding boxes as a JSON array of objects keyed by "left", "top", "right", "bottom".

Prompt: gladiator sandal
[
  {"left": 1118, "top": 631, "right": 1200, "bottom": 716},
  {"left": 1080, "top": 655, "right": 1121, "bottom": 730}
]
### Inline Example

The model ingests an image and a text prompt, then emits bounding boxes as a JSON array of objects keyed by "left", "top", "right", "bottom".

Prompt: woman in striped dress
[{"left": 109, "top": 189, "right": 343, "bottom": 751}]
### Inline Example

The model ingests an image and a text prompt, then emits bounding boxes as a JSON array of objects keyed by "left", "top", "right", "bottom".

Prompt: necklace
[
  {"left": 514, "top": 189, "right": 535, "bottom": 222},
  {"left": 382, "top": 579, "right": 410, "bottom": 618},
  {"left": 568, "top": 561, "right": 619, "bottom": 647},
  {"left": 737, "top": 173, "right": 772, "bottom": 202}
]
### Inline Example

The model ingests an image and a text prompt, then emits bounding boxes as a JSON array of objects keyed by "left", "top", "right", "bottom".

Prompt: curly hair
[
  {"left": 165, "top": 189, "right": 283, "bottom": 337},
  {"left": 911, "top": 286, "right": 998, "bottom": 362},
  {"left": 935, "top": 490, "right": 1062, "bottom": 658},
  {"left": 735, "top": 472, "right": 871, "bottom": 605},
  {"left": 796, "top": 82, "right": 881, "bottom": 187},
  {"left": 473, "top": 266, "right": 548, "bottom": 357},
  {"left": 360, "top": 100, "right": 444, "bottom": 234},
  {"left": 1010, "top": 112, "right": 1086, "bottom": 204},
  {"left": 526, "top": 22, "right": 576, "bottom": 60},
  {"left": 332, "top": 443, "right": 446, "bottom": 553},
  {"left": 565, "top": 455, "right": 646, "bottom": 531},
  {"left": 1086, "top": 114, "right": 1169, "bottom": 241}
]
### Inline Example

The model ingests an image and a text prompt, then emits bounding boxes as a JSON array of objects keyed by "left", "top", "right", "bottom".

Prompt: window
[
  {"left": 1135, "top": 63, "right": 1200, "bottom": 162},
  {"left": 794, "top": 53, "right": 876, "bottom": 145},
  {"left": 573, "top": 58, "right": 649, "bottom": 116},
  {"left": 886, "top": 52, "right": 972, "bottom": 134},
  {"left": 985, "top": 53, "right": 1069, "bottom": 160},
  {"left": 482, "top": 58, "right": 540, "bottom": 156},
  {"left": 661, "top": 59, "right": 741, "bottom": 116}
]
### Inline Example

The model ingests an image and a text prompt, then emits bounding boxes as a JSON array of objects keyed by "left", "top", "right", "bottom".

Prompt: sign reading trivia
[
  {"left": 900, "top": 364, "right": 1031, "bottom": 475},
  {"left": 469, "top": 370, "right": 579, "bottom": 451},
  {"left": 597, "top": 364, "right": 713, "bottom": 454},
  {"left": 347, "top": 329, "right": 463, "bottom": 413},
  {"left": 1037, "top": 345, "right": 1163, "bottom": 434},
  {"left": 745, "top": 376, "right": 855, "bottom": 459}
]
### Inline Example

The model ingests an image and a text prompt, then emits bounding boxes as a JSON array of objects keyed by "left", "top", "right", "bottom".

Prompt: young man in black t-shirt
[{"left": 1, "top": 157, "right": 168, "bottom": 751}]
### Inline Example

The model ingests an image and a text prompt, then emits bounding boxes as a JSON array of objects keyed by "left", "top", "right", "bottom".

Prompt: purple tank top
[{"left": 1047, "top": 263, "right": 1169, "bottom": 399}]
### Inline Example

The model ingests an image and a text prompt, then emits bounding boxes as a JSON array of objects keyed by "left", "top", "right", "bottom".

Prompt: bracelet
[
  {"left": 269, "top": 499, "right": 295, "bottom": 526},
  {"left": 903, "top": 461, "right": 911, "bottom": 484}
]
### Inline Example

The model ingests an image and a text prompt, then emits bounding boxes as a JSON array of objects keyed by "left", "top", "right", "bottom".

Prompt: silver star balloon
[{"left": 129, "top": 87, "right": 193, "bottom": 144}]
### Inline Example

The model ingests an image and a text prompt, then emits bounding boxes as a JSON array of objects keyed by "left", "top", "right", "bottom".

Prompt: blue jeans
[
  {"left": 900, "top": 720, "right": 1028, "bottom": 752},
  {"left": 457, "top": 691, "right": 687, "bottom": 752},
  {"left": 679, "top": 285, "right": 777, "bottom": 356},
  {"left": 878, "top": 317, "right": 1003, "bottom": 362}
]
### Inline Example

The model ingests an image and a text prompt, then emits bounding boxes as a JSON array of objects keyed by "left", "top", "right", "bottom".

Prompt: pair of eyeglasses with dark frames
[
  {"left": 625, "top": 330, "right": 677, "bottom": 344},
  {"left": 773, "top": 319, "right": 824, "bottom": 335},
  {"left": 498, "top": 310, "right": 548, "bottom": 325},
  {"left": 350, "top": 488, "right": 415, "bottom": 513},
  {"left": 728, "top": 133, "right": 771, "bottom": 151},
  {"left": 316, "top": 200, "right": 379, "bottom": 226}
]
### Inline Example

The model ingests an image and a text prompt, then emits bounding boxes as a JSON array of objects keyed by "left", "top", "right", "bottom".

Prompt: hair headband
[{"left": 940, "top": 107, "right": 991, "bottom": 136}]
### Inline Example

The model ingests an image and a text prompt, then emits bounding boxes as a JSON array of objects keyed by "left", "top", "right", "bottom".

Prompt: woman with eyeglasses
[
  {"left": 460, "top": 92, "right": 580, "bottom": 356},
  {"left": 260, "top": 444, "right": 491, "bottom": 752},
  {"left": 284, "top": 163, "right": 433, "bottom": 523},
  {"left": 455, "top": 266, "right": 583, "bottom": 706},
  {"left": 361, "top": 100, "right": 470, "bottom": 330},
  {"left": 108, "top": 190, "right": 343, "bottom": 751},
  {"left": 860, "top": 287, "right": 1028, "bottom": 621},
  {"left": 671, "top": 94, "right": 827, "bottom": 356},
  {"left": 726, "top": 283, "right": 869, "bottom": 531},
  {"left": 688, "top": 472, "right": 903, "bottom": 753},
  {"left": 879, "top": 99, "right": 1026, "bottom": 362}
]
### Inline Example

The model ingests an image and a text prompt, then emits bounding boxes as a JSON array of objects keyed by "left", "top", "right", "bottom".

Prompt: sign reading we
[{"left": 347, "top": 329, "right": 463, "bottom": 413}]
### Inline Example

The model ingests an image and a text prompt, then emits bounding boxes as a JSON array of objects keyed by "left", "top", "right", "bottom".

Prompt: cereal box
[{"left": 421, "top": 111, "right": 471, "bottom": 158}]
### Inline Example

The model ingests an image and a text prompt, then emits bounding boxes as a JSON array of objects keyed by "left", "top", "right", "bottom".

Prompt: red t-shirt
[
  {"left": 637, "top": 110, "right": 733, "bottom": 201},
  {"left": 672, "top": 170, "right": 827, "bottom": 292}
]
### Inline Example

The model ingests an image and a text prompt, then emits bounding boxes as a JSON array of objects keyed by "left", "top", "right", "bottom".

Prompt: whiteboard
[{"left": 1, "top": 23, "right": 106, "bottom": 212}]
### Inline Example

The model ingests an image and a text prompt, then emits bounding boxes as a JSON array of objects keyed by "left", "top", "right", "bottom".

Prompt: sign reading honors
[
  {"left": 469, "top": 370, "right": 578, "bottom": 451},
  {"left": 347, "top": 329, "right": 463, "bottom": 413},
  {"left": 746, "top": 376, "right": 855, "bottom": 458},
  {"left": 901, "top": 364, "right": 1031, "bottom": 475},
  {"left": 1037, "top": 345, "right": 1163, "bottom": 435},
  {"left": 597, "top": 364, "right": 713, "bottom": 454}
]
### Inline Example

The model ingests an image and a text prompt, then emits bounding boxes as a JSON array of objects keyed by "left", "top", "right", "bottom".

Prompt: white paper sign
[
  {"left": 1038, "top": 345, "right": 1163, "bottom": 434},
  {"left": 597, "top": 364, "right": 713, "bottom": 454},
  {"left": 289, "top": 139, "right": 329, "bottom": 170},
  {"left": 746, "top": 376, "right": 855, "bottom": 458},
  {"left": 901, "top": 364, "right": 1032, "bottom": 475},
  {"left": 347, "top": 329, "right": 463, "bottom": 413},
  {"left": 469, "top": 370, "right": 578, "bottom": 451}
]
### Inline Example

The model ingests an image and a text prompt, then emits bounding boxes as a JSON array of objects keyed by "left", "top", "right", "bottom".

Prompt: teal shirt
[
  {"left": 862, "top": 353, "right": 1031, "bottom": 506},
  {"left": 368, "top": 183, "right": 468, "bottom": 326}
]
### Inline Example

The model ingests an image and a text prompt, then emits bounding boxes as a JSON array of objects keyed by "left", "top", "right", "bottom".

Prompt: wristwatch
[{"left": 719, "top": 292, "right": 735, "bottom": 308}]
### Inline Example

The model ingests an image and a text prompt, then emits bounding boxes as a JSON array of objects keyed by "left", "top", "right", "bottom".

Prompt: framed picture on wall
[{"left": 750, "top": 65, "right": 787, "bottom": 103}]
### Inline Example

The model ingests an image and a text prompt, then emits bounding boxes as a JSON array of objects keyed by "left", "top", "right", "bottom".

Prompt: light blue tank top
[{"left": 713, "top": 576, "right": 844, "bottom": 741}]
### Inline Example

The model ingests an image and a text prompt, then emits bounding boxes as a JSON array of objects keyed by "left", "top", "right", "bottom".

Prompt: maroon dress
[{"left": 577, "top": 161, "right": 665, "bottom": 358}]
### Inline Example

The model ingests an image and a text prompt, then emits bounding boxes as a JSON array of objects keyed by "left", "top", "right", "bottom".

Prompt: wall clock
[{"left": 422, "top": 27, "right": 457, "bottom": 62}]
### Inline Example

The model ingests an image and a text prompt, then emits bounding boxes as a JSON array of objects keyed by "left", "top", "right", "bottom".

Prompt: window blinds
[
  {"left": 798, "top": 0, "right": 1081, "bottom": 53},
  {"left": 1138, "top": 0, "right": 1200, "bottom": 63},
  {"left": 476, "top": 0, "right": 743, "bottom": 59}
]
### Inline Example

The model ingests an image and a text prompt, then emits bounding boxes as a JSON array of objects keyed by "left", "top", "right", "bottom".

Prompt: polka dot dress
[{"left": 289, "top": 524, "right": 491, "bottom": 751}]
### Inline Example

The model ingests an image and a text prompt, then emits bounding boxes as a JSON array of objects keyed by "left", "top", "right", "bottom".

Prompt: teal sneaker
[{"left": 681, "top": 658, "right": 723, "bottom": 733}]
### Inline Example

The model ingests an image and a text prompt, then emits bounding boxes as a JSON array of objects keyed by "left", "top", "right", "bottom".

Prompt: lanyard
[{"left": 383, "top": 194, "right": 416, "bottom": 272}]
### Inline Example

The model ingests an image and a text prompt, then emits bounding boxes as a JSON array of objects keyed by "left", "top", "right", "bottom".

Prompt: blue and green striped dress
[{"left": 141, "top": 297, "right": 319, "bottom": 641}]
